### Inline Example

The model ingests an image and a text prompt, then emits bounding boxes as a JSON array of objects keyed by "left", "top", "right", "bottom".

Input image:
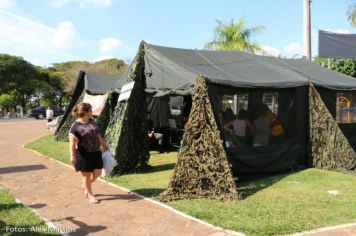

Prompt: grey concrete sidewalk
[{"left": 0, "top": 120, "right": 233, "bottom": 236}]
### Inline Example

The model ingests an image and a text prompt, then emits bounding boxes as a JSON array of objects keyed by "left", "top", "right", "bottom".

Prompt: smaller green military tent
[{"left": 55, "top": 71, "right": 122, "bottom": 140}]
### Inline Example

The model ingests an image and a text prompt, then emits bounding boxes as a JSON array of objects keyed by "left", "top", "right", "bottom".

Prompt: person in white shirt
[
  {"left": 46, "top": 106, "right": 54, "bottom": 129},
  {"left": 224, "top": 109, "right": 253, "bottom": 148}
]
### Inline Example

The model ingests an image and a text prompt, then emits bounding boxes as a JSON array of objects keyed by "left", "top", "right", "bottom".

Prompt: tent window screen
[
  {"left": 215, "top": 91, "right": 284, "bottom": 149},
  {"left": 336, "top": 92, "right": 356, "bottom": 123},
  {"left": 221, "top": 94, "right": 249, "bottom": 116},
  {"left": 263, "top": 93, "right": 278, "bottom": 115},
  {"left": 209, "top": 85, "right": 307, "bottom": 175}
]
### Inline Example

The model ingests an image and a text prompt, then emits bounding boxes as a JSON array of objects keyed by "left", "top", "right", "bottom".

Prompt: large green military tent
[
  {"left": 55, "top": 71, "right": 123, "bottom": 140},
  {"left": 101, "top": 41, "right": 356, "bottom": 200}
]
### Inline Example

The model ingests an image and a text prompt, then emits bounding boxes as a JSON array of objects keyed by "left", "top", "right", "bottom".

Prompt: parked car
[{"left": 28, "top": 106, "right": 65, "bottom": 119}]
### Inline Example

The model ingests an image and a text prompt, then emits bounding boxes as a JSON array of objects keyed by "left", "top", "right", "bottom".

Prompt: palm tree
[
  {"left": 348, "top": 2, "right": 356, "bottom": 26},
  {"left": 204, "top": 18, "right": 265, "bottom": 54}
]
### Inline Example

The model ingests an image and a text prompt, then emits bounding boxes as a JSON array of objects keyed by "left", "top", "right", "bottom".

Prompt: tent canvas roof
[
  {"left": 84, "top": 71, "right": 121, "bottom": 95},
  {"left": 134, "top": 42, "right": 356, "bottom": 92}
]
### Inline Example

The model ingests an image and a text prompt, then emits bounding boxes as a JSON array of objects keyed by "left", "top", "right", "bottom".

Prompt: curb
[{"left": 25, "top": 147, "right": 244, "bottom": 236}]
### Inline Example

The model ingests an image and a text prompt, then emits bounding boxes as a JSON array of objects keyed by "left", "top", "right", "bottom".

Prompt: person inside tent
[
  {"left": 222, "top": 108, "right": 236, "bottom": 148},
  {"left": 147, "top": 112, "right": 164, "bottom": 153},
  {"left": 252, "top": 104, "right": 272, "bottom": 147},
  {"left": 224, "top": 109, "right": 253, "bottom": 148}
]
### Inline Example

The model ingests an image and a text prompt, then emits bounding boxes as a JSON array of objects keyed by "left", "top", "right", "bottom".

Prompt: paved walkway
[
  {"left": 0, "top": 119, "right": 231, "bottom": 236},
  {"left": 0, "top": 119, "right": 355, "bottom": 236}
]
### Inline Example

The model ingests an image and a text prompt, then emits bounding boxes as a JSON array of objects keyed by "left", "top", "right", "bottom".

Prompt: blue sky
[{"left": 0, "top": 0, "right": 355, "bottom": 66}]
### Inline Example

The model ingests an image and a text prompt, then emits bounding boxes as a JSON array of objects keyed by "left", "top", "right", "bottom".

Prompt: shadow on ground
[
  {"left": 238, "top": 172, "right": 291, "bottom": 199},
  {"left": 0, "top": 164, "right": 47, "bottom": 174},
  {"left": 143, "top": 163, "right": 176, "bottom": 173},
  {"left": 52, "top": 216, "right": 106, "bottom": 236},
  {"left": 95, "top": 193, "right": 142, "bottom": 202},
  {"left": 130, "top": 188, "right": 165, "bottom": 198}
]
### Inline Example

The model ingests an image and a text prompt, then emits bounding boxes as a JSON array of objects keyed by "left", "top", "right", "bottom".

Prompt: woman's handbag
[{"left": 101, "top": 150, "right": 117, "bottom": 177}]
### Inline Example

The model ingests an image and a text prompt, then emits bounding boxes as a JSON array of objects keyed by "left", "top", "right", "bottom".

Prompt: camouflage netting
[
  {"left": 96, "top": 91, "right": 118, "bottom": 136},
  {"left": 54, "top": 91, "right": 85, "bottom": 141},
  {"left": 104, "top": 43, "right": 150, "bottom": 175},
  {"left": 159, "top": 75, "right": 238, "bottom": 202},
  {"left": 309, "top": 84, "right": 356, "bottom": 171}
]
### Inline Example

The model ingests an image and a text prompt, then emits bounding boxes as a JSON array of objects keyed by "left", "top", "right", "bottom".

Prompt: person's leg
[
  {"left": 154, "top": 133, "right": 163, "bottom": 152},
  {"left": 91, "top": 169, "right": 102, "bottom": 183},
  {"left": 80, "top": 171, "right": 99, "bottom": 203}
]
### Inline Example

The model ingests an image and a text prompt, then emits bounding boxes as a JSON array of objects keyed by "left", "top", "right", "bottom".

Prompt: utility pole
[{"left": 303, "top": 0, "right": 311, "bottom": 61}]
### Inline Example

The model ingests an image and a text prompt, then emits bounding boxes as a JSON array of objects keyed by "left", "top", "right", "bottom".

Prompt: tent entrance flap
[{"left": 208, "top": 83, "right": 308, "bottom": 175}]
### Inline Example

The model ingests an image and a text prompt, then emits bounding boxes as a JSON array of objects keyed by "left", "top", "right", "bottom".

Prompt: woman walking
[{"left": 69, "top": 103, "right": 109, "bottom": 204}]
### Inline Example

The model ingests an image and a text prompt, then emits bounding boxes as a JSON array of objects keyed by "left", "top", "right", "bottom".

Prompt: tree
[
  {"left": 314, "top": 57, "right": 356, "bottom": 78},
  {"left": 204, "top": 18, "right": 265, "bottom": 54},
  {"left": 348, "top": 1, "right": 356, "bottom": 27},
  {"left": 0, "top": 54, "right": 42, "bottom": 107},
  {"left": 0, "top": 94, "right": 16, "bottom": 109}
]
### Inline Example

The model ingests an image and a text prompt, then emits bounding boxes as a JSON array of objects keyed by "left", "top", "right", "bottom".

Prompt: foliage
[
  {"left": 204, "top": 18, "right": 265, "bottom": 54},
  {"left": 314, "top": 57, "right": 356, "bottom": 78},
  {"left": 160, "top": 76, "right": 238, "bottom": 201},
  {"left": 0, "top": 53, "right": 126, "bottom": 111},
  {"left": 26, "top": 136, "right": 356, "bottom": 236},
  {"left": 37, "top": 67, "right": 68, "bottom": 108},
  {"left": 104, "top": 43, "right": 150, "bottom": 175},
  {"left": 309, "top": 84, "right": 356, "bottom": 171},
  {"left": 348, "top": 2, "right": 356, "bottom": 26},
  {"left": 0, "top": 94, "right": 16, "bottom": 109},
  {"left": 0, "top": 54, "right": 69, "bottom": 109},
  {"left": 0, "top": 54, "right": 43, "bottom": 107}
]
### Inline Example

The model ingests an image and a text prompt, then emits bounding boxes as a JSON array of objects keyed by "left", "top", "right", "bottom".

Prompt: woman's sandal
[{"left": 89, "top": 196, "right": 99, "bottom": 204}]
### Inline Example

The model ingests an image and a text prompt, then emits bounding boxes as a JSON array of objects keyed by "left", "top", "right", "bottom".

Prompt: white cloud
[
  {"left": 52, "top": 21, "right": 82, "bottom": 49},
  {"left": 0, "top": 10, "right": 82, "bottom": 64},
  {"left": 93, "top": 55, "right": 115, "bottom": 62},
  {"left": 260, "top": 45, "right": 280, "bottom": 57},
  {"left": 99, "top": 37, "right": 122, "bottom": 53},
  {"left": 0, "top": 0, "right": 15, "bottom": 8},
  {"left": 283, "top": 42, "right": 302, "bottom": 57}
]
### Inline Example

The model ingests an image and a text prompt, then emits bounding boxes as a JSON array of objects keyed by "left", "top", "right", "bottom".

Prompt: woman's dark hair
[
  {"left": 238, "top": 109, "right": 248, "bottom": 119},
  {"left": 223, "top": 108, "right": 236, "bottom": 123},
  {"left": 72, "top": 103, "right": 92, "bottom": 118}
]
